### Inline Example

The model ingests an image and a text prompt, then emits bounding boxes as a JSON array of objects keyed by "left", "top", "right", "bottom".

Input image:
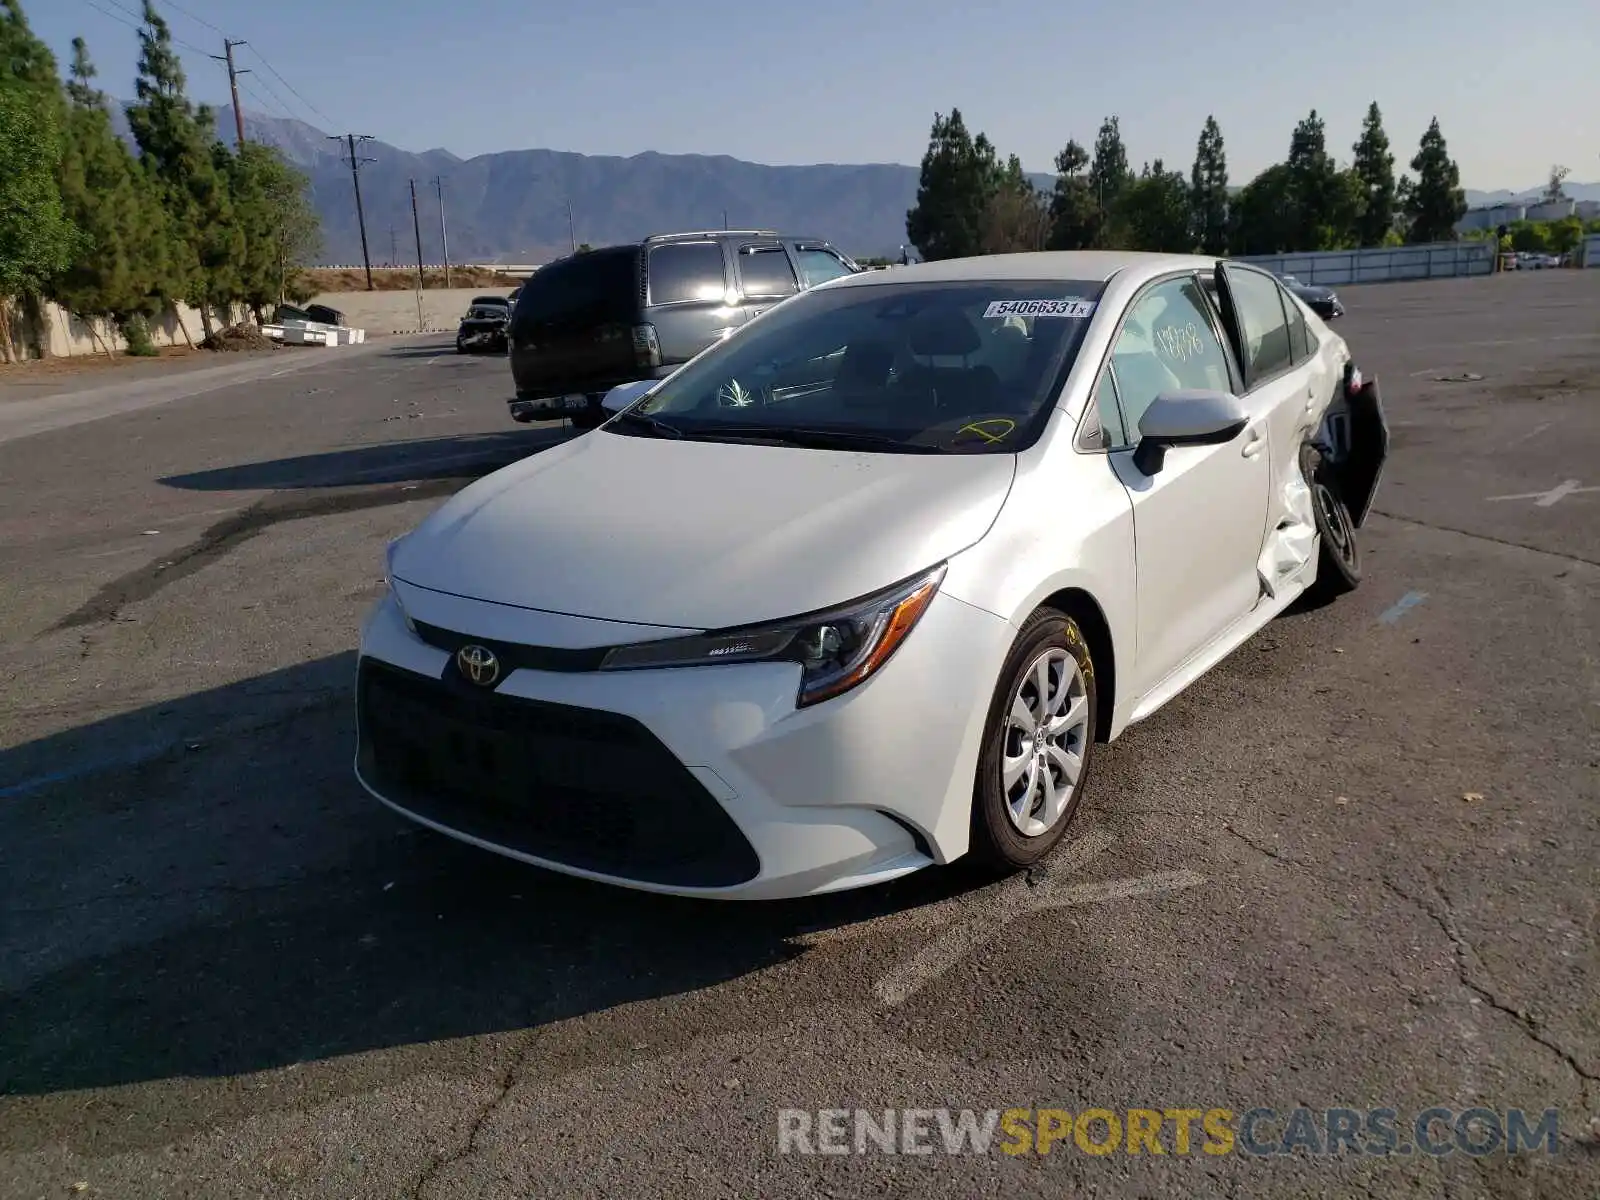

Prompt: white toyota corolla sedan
[{"left": 356, "top": 251, "right": 1388, "bottom": 900}]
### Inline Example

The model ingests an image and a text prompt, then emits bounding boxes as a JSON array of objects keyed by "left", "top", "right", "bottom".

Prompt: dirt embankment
[{"left": 300, "top": 266, "right": 524, "bottom": 294}]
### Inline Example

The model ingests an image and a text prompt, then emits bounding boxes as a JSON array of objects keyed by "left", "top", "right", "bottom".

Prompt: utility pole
[
  {"left": 388, "top": 225, "right": 399, "bottom": 268},
  {"left": 409, "top": 179, "right": 426, "bottom": 329},
  {"left": 433, "top": 176, "right": 451, "bottom": 288},
  {"left": 722, "top": 209, "right": 728, "bottom": 230},
  {"left": 566, "top": 198, "right": 576, "bottom": 254},
  {"left": 211, "top": 39, "right": 250, "bottom": 147},
  {"left": 330, "top": 134, "right": 377, "bottom": 290}
]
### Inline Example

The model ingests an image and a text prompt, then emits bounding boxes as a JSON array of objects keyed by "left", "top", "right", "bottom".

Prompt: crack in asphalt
[
  {"left": 1381, "top": 874, "right": 1598, "bottom": 1105},
  {"left": 1370, "top": 510, "right": 1600, "bottom": 570},
  {"left": 1221, "top": 822, "right": 1598, "bottom": 1107},
  {"left": 408, "top": 1033, "right": 538, "bottom": 1200},
  {"left": 50, "top": 478, "right": 468, "bottom": 633},
  {"left": 1218, "top": 823, "right": 1308, "bottom": 868}
]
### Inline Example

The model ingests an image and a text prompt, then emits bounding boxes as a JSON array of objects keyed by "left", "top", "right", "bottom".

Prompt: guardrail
[
  {"left": 314, "top": 264, "right": 541, "bottom": 274},
  {"left": 1235, "top": 241, "right": 1495, "bottom": 285}
]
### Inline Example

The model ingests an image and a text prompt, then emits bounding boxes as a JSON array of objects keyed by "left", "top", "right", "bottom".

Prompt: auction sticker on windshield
[{"left": 983, "top": 298, "right": 1096, "bottom": 319}]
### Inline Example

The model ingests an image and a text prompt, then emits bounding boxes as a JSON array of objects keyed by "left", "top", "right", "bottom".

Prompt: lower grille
[{"left": 356, "top": 659, "right": 760, "bottom": 888}]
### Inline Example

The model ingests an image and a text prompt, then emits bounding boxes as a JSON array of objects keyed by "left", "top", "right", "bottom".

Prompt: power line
[
  {"left": 77, "top": 0, "right": 210, "bottom": 56},
  {"left": 237, "top": 76, "right": 291, "bottom": 122},
  {"left": 157, "top": 0, "right": 225, "bottom": 36},
  {"left": 245, "top": 45, "right": 335, "bottom": 128},
  {"left": 242, "top": 69, "right": 305, "bottom": 127}
]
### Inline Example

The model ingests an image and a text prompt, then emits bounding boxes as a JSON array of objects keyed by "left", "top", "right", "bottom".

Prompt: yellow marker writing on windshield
[{"left": 956, "top": 418, "right": 1016, "bottom": 444}]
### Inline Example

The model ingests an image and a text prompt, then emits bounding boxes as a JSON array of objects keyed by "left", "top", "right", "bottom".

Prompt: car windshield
[
  {"left": 471, "top": 296, "right": 509, "bottom": 307},
  {"left": 621, "top": 279, "right": 1105, "bottom": 453}
]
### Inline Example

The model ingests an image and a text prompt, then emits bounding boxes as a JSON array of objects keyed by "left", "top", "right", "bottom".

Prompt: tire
[
  {"left": 970, "top": 609, "right": 1098, "bottom": 871},
  {"left": 456, "top": 339, "right": 468, "bottom": 354},
  {"left": 1302, "top": 444, "right": 1362, "bottom": 600}
]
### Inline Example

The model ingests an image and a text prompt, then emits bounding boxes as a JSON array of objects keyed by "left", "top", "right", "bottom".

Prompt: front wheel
[
  {"left": 1303, "top": 445, "right": 1362, "bottom": 600},
  {"left": 970, "top": 610, "right": 1098, "bottom": 871}
]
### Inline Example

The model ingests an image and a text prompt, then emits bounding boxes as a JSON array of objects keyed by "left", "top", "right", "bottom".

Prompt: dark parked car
[
  {"left": 456, "top": 295, "right": 512, "bottom": 353},
  {"left": 507, "top": 230, "right": 859, "bottom": 428},
  {"left": 1277, "top": 273, "right": 1344, "bottom": 320},
  {"left": 273, "top": 302, "right": 347, "bottom": 327}
]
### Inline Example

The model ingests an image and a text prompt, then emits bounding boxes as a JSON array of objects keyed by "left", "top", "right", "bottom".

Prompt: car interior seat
[{"left": 894, "top": 308, "right": 997, "bottom": 415}]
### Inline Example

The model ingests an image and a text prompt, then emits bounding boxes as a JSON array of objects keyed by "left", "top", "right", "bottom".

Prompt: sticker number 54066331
[{"left": 983, "top": 298, "right": 1096, "bottom": 319}]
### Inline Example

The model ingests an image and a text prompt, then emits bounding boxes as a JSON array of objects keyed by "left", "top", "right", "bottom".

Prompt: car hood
[
  {"left": 389, "top": 428, "right": 1018, "bottom": 629},
  {"left": 1291, "top": 283, "right": 1336, "bottom": 300}
]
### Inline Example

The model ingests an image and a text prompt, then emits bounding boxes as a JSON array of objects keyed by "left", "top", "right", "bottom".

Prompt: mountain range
[{"left": 108, "top": 105, "right": 1600, "bottom": 266}]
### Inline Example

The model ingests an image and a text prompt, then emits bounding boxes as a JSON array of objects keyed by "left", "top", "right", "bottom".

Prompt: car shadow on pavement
[
  {"left": 0, "top": 652, "right": 988, "bottom": 1103},
  {"left": 158, "top": 428, "right": 577, "bottom": 491}
]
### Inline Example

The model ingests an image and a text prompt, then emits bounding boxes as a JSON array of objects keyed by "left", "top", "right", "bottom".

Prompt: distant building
[
  {"left": 1576, "top": 200, "right": 1600, "bottom": 221},
  {"left": 1455, "top": 203, "right": 1525, "bottom": 233},
  {"left": 1525, "top": 199, "right": 1576, "bottom": 222}
]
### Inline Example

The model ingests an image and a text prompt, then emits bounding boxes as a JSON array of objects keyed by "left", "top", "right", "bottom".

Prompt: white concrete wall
[
  {"left": 4, "top": 300, "right": 245, "bottom": 361},
  {"left": 304, "top": 288, "right": 515, "bottom": 335},
  {"left": 1235, "top": 241, "right": 1496, "bottom": 285}
]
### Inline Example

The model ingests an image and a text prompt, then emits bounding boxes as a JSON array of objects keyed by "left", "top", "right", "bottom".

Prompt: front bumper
[
  {"left": 508, "top": 365, "right": 676, "bottom": 423},
  {"left": 354, "top": 585, "right": 1014, "bottom": 899}
]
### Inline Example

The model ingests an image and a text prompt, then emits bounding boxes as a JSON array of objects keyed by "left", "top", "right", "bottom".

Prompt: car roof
[{"left": 828, "top": 250, "right": 1220, "bottom": 290}]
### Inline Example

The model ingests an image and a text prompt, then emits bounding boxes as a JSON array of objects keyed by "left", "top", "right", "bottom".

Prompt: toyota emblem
[{"left": 455, "top": 644, "right": 501, "bottom": 687}]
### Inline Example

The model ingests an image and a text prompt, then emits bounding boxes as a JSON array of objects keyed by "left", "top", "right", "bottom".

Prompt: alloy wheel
[{"left": 1002, "top": 647, "right": 1090, "bottom": 837}]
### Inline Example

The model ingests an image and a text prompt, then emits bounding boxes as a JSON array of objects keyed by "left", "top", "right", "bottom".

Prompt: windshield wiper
[
  {"left": 609, "top": 409, "right": 682, "bottom": 438},
  {"left": 686, "top": 424, "right": 942, "bottom": 454}
]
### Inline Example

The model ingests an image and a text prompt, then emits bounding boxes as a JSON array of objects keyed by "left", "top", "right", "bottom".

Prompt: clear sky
[{"left": 32, "top": 0, "right": 1600, "bottom": 190}]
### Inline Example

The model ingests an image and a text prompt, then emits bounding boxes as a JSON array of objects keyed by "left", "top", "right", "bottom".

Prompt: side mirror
[
  {"left": 600, "top": 379, "right": 657, "bottom": 414},
  {"left": 1131, "top": 389, "right": 1249, "bottom": 475}
]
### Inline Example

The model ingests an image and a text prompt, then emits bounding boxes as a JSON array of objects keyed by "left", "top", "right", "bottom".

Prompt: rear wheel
[
  {"left": 1302, "top": 444, "right": 1361, "bottom": 600},
  {"left": 971, "top": 610, "right": 1097, "bottom": 871}
]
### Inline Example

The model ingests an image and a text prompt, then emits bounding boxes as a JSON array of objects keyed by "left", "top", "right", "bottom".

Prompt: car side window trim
[
  {"left": 1219, "top": 262, "right": 1298, "bottom": 392},
  {"left": 1072, "top": 269, "right": 1230, "bottom": 454},
  {"left": 735, "top": 241, "right": 800, "bottom": 298},
  {"left": 1193, "top": 272, "right": 1246, "bottom": 394}
]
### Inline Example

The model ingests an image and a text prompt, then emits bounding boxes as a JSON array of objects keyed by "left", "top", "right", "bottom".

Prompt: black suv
[{"left": 507, "top": 230, "right": 859, "bottom": 428}]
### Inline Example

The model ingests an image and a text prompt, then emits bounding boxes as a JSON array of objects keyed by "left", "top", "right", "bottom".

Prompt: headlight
[
  {"left": 384, "top": 538, "right": 417, "bottom": 634},
  {"left": 598, "top": 564, "right": 947, "bottom": 708}
]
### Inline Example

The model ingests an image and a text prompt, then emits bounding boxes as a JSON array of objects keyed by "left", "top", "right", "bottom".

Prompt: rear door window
[
  {"left": 793, "top": 245, "right": 855, "bottom": 287},
  {"left": 1224, "top": 266, "right": 1294, "bottom": 386},
  {"left": 737, "top": 245, "right": 799, "bottom": 298},
  {"left": 1282, "top": 286, "right": 1312, "bottom": 363},
  {"left": 646, "top": 241, "right": 728, "bottom": 306}
]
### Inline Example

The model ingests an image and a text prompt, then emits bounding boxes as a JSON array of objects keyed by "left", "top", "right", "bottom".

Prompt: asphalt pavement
[{"left": 0, "top": 273, "right": 1596, "bottom": 1199}]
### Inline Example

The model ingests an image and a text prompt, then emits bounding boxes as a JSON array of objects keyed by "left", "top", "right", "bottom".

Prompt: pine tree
[
  {"left": 905, "top": 109, "right": 1000, "bottom": 261},
  {"left": 0, "top": 1, "right": 78, "bottom": 361},
  {"left": 52, "top": 37, "right": 169, "bottom": 353},
  {"left": 1189, "top": 116, "right": 1229, "bottom": 256},
  {"left": 1351, "top": 103, "right": 1396, "bottom": 247},
  {"left": 1120, "top": 160, "right": 1192, "bottom": 252},
  {"left": 126, "top": 0, "right": 241, "bottom": 337},
  {"left": 1287, "top": 109, "right": 1345, "bottom": 250},
  {"left": 1086, "top": 117, "right": 1131, "bottom": 246},
  {"left": 1230, "top": 165, "right": 1296, "bottom": 255},
  {"left": 1046, "top": 140, "right": 1095, "bottom": 250},
  {"left": 980, "top": 154, "right": 1050, "bottom": 253},
  {"left": 1405, "top": 118, "right": 1467, "bottom": 243}
]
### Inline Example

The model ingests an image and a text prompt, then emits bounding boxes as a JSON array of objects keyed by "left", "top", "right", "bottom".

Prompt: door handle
[{"left": 1241, "top": 426, "right": 1267, "bottom": 457}]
